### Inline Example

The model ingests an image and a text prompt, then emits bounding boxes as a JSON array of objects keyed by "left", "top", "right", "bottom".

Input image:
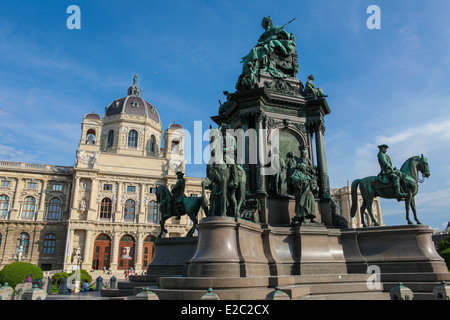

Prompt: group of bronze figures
[{"left": 153, "top": 17, "right": 431, "bottom": 237}]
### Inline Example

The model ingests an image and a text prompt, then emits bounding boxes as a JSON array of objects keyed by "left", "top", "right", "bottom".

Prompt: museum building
[{"left": 0, "top": 78, "right": 382, "bottom": 273}]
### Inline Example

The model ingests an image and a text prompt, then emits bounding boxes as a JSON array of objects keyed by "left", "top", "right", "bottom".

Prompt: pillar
[
  {"left": 138, "top": 183, "right": 145, "bottom": 223},
  {"left": 110, "top": 233, "right": 120, "bottom": 271},
  {"left": 10, "top": 178, "right": 23, "bottom": 220},
  {"left": 134, "top": 232, "right": 144, "bottom": 271},
  {"left": 82, "top": 230, "right": 93, "bottom": 270},
  {"left": 36, "top": 179, "right": 48, "bottom": 221},
  {"left": 87, "top": 178, "right": 98, "bottom": 220},
  {"left": 255, "top": 112, "right": 267, "bottom": 194},
  {"left": 114, "top": 182, "right": 123, "bottom": 222}
]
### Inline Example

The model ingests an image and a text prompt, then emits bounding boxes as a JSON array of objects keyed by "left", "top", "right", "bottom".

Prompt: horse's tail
[{"left": 350, "top": 179, "right": 361, "bottom": 218}]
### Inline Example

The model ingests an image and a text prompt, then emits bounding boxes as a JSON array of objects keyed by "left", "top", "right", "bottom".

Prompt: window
[
  {"left": 150, "top": 135, "right": 156, "bottom": 153},
  {"left": 0, "top": 195, "right": 9, "bottom": 218},
  {"left": 43, "top": 233, "right": 56, "bottom": 255},
  {"left": 0, "top": 233, "right": 2, "bottom": 246},
  {"left": 149, "top": 187, "right": 156, "bottom": 194},
  {"left": 16, "top": 232, "right": 30, "bottom": 254},
  {"left": 27, "top": 182, "right": 37, "bottom": 190},
  {"left": 124, "top": 199, "right": 135, "bottom": 221},
  {"left": 22, "top": 196, "right": 36, "bottom": 219},
  {"left": 146, "top": 200, "right": 159, "bottom": 223},
  {"left": 47, "top": 198, "right": 61, "bottom": 220},
  {"left": 86, "top": 129, "right": 96, "bottom": 145},
  {"left": 190, "top": 194, "right": 198, "bottom": 198},
  {"left": 100, "top": 198, "right": 112, "bottom": 219},
  {"left": 52, "top": 184, "right": 63, "bottom": 191},
  {"left": 127, "top": 130, "right": 138, "bottom": 148},
  {"left": 103, "top": 184, "right": 113, "bottom": 191},
  {"left": 1, "top": 180, "right": 11, "bottom": 188},
  {"left": 107, "top": 130, "right": 114, "bottom": 148},
  {"left": 127, "top": 185, "right": 136, "bottom": 193}
]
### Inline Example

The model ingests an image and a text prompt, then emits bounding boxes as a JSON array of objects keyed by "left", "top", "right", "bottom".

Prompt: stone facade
[{"left": 0, "top": 79, "right": 204, "bottom": 272}]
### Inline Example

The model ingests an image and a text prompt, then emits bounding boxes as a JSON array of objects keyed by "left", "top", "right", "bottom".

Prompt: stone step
[{"left": 296, "top": 291, "right": 390, "bottom": 300}]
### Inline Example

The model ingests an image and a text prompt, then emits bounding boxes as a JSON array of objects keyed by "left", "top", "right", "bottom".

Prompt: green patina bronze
[
  {"left": 236, "top": 16, "right": 298, "bottom": 91},
  {"left": 350, "top": 146, "right": 430, "bottom": 227},
  {"left": 156, "top": 173, "right": 208, "bottom": 237},
  {"left": 291, "top": 163, "right": 318, "bottom": 225},
  {"left": 202, "top": 125, "right": 247, "bottom": 219},
  {"left": 304, "top": 74, "right": 327, "bottom": 98}
]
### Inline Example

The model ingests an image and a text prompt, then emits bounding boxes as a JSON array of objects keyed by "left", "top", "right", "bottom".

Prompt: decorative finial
[{"left": 133, "top": 74, "right": 138, "bottom": 85}]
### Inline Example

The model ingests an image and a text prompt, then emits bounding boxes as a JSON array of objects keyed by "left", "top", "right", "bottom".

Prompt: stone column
[
  {"left": 36, "top": 179, "right": 48, "bottom": 221},
  {"left": 138, "top": 183, "right": 146, "bottom": 223},
  {"left": 87, "top": 178, "right": 98, "bottom": 220},
  {"left": 239, "top": 113, "right": 251, "bottom": 194},
  {"left": 312, "top": 119, "right": 330, "bottom": 200},
  {"left": 10, "top": 178, "right": 23, "bottom": 220},
  {"left": 114, "top": 182, "right": 123, "bottom": 222},
  {"left": 255, "top": 112, "right": 267, "bottom": 195},
  {"left": 82, "top": 230, "right": 93, "bottom": 270},
  {"left": 134, "top": 232, "right": 144, "bottom": 271},
  {"left": 110, "top": 233, "right": 120, "bottom": 271}
]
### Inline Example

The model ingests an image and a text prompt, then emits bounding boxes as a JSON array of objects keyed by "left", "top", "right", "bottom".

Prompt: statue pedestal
[{"left": 146, "top": 237, "right": 198, "bottom": 278}]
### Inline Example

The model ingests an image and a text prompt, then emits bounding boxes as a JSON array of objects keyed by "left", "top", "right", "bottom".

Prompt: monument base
[{"left": 101, "top": 220, "right": 450, "bottom": 300}]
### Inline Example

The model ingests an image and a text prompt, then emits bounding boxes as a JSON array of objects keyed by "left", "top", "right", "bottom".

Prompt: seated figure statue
[{"left": 305, "top": 74, "right": 327, "bottom": 98}]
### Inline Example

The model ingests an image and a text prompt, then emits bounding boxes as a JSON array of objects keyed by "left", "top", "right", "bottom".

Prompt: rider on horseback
[
  {"left": 377, "top": 144, "right": 407, "bottom": 201},
  {"left": 167, "top": 171, "right": 186, "bottom": 220}
]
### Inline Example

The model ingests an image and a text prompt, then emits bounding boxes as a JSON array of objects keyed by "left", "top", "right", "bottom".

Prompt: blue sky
[{"left": 0, "top": 0, "right": 449, "bottom": 230}]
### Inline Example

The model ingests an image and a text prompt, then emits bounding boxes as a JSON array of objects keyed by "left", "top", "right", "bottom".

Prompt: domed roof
[
  {"left": 168, "top": 121, "right": 183, "bottom": 130},
  {"left": 104, "top": 75, "right": 161, "bottom": 123},
  {"left": 84, "top": 111, "right": 101, "bottom": 120}
]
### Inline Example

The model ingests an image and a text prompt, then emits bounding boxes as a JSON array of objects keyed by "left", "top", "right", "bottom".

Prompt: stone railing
[{"left": 0, "top": 161, "right": 72, "bottom": 174}]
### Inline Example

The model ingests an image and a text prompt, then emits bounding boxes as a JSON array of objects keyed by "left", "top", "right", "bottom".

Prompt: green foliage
[
  {"left": 439, "top": 248, "right": 450, "bottom": 271},
  {"left": 51, "top": 271, "right": 70, "bottom": 287},
  {"left": 51, "top": 269, "right": 92, "bottom": 291},
  {"left": 436, "top": 235, "right": 450, "bottom": 253},
  {"left": 0, "top": 262, "right": 43, "bottom": 289}
]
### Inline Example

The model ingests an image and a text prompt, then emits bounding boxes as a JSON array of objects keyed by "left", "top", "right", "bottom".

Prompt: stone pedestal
[
  {"left": 146, "top": 237, "right": 198, "bottom": 278},
  {"left": 341, "top": 225, "right": 448, "bottom": 274}
]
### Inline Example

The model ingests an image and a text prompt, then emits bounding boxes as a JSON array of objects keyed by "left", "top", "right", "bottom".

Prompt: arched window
[
  {"left": 107, "top": 130, "right": 114, "bottom": 148},
  {"left": 43, "top": 233, "right": 56, "bottom": 255},
  {"left": 0, "top": 195, "right": 9, "bottom": 218},
  {"left": 124, "top": 199, "right": 135, "bottom": 221},
  {"left": 146, "top": 200, "right": 159, "bottom": 223},
  {"left": 16, "top": 232, "right": 30, "bottom": 254},
  {"left": 22, "top": 196, "right": 36, "bottom": 219},
  {"left": 100, "top": 198, "right": 112, "bottom": 219},
  {"left": 127, "top": 130, "right": 138, "bottom": 148},
  {"left": 47, "top": 198, "right": 61, "bottom": 221},
  {"left": 150, "top": 135, "right": 156, "bottom": 153},
  {"left": 86, "top": 129, "right": 96, "bottom": 145}
]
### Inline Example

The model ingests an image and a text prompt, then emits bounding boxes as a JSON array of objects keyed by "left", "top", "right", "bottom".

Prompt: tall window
[
  {"left": 107, "top": 130, "right": 114, "bottom": 148},
  {"left": 22, "top": 196, "right": 36, "bottom": 219},
  {"left": 100, "top": 198, "right": 112, "bottom": 219},
  {"left": 47, "top": 198, "right": 61, "bottom": 220},
  {"left": 127, "top": 130, "right": 138, "bottom": 148},
  {"left": 150, "top": 135, "right": 156, "bottom": 153},
  {"left": 124, "top": 199, "right": 135, "bottom": 221},
  {"left": 1, "top": 180, "right": 11, "bottom": 188},
  {"left": 0, "top": 195, "right": 9, "bottom": 218},
  {"left": 16, "top": 232, "right": 30, "bottom": 254},
  {"left": 43, "top": 233, "right": 56, "bottom": 255},
  {"left": 146, "top": 200, "right": 159, "bottom": 223}
]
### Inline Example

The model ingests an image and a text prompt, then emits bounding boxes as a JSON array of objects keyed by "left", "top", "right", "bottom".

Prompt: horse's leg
[
  {"left": 158, "top": 217, "right": 167, "bottom": 238},
  {"left": 365, "top": 196, "right": 380, "bottom": 227},
  {"left": 410, "top": 196, "right": 421, "bottom": 224},
  {"left": 360, "top": 199, "right": 368, "bottom": 228},
  {"left": 404, "top": 195, "right": 414, "bottom": 225},
  {"left": 221, "top": 180, "right": 228, "bottom": 217}
]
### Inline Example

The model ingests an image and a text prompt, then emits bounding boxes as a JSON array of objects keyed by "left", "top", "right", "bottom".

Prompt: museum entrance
[
  {"left": 92, "top": 234, "right": 111, "bottom": 271},
  {"left": 118, "top": 234, "right": 135, "bottom": 270},
  {"left": 142, "top": 235, "right": 156, "bottom": 269}
]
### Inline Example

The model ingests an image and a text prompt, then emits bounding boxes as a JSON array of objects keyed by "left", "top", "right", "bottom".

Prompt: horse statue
[
  {"left": 155, "top": 185, "right": 208, "bottom": 238},
  {"left": 202, "top": 163, "right": 246, "bottom": 218},
  {"left": 350, "top": 155, "right": 430, "bottom": 227}
]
